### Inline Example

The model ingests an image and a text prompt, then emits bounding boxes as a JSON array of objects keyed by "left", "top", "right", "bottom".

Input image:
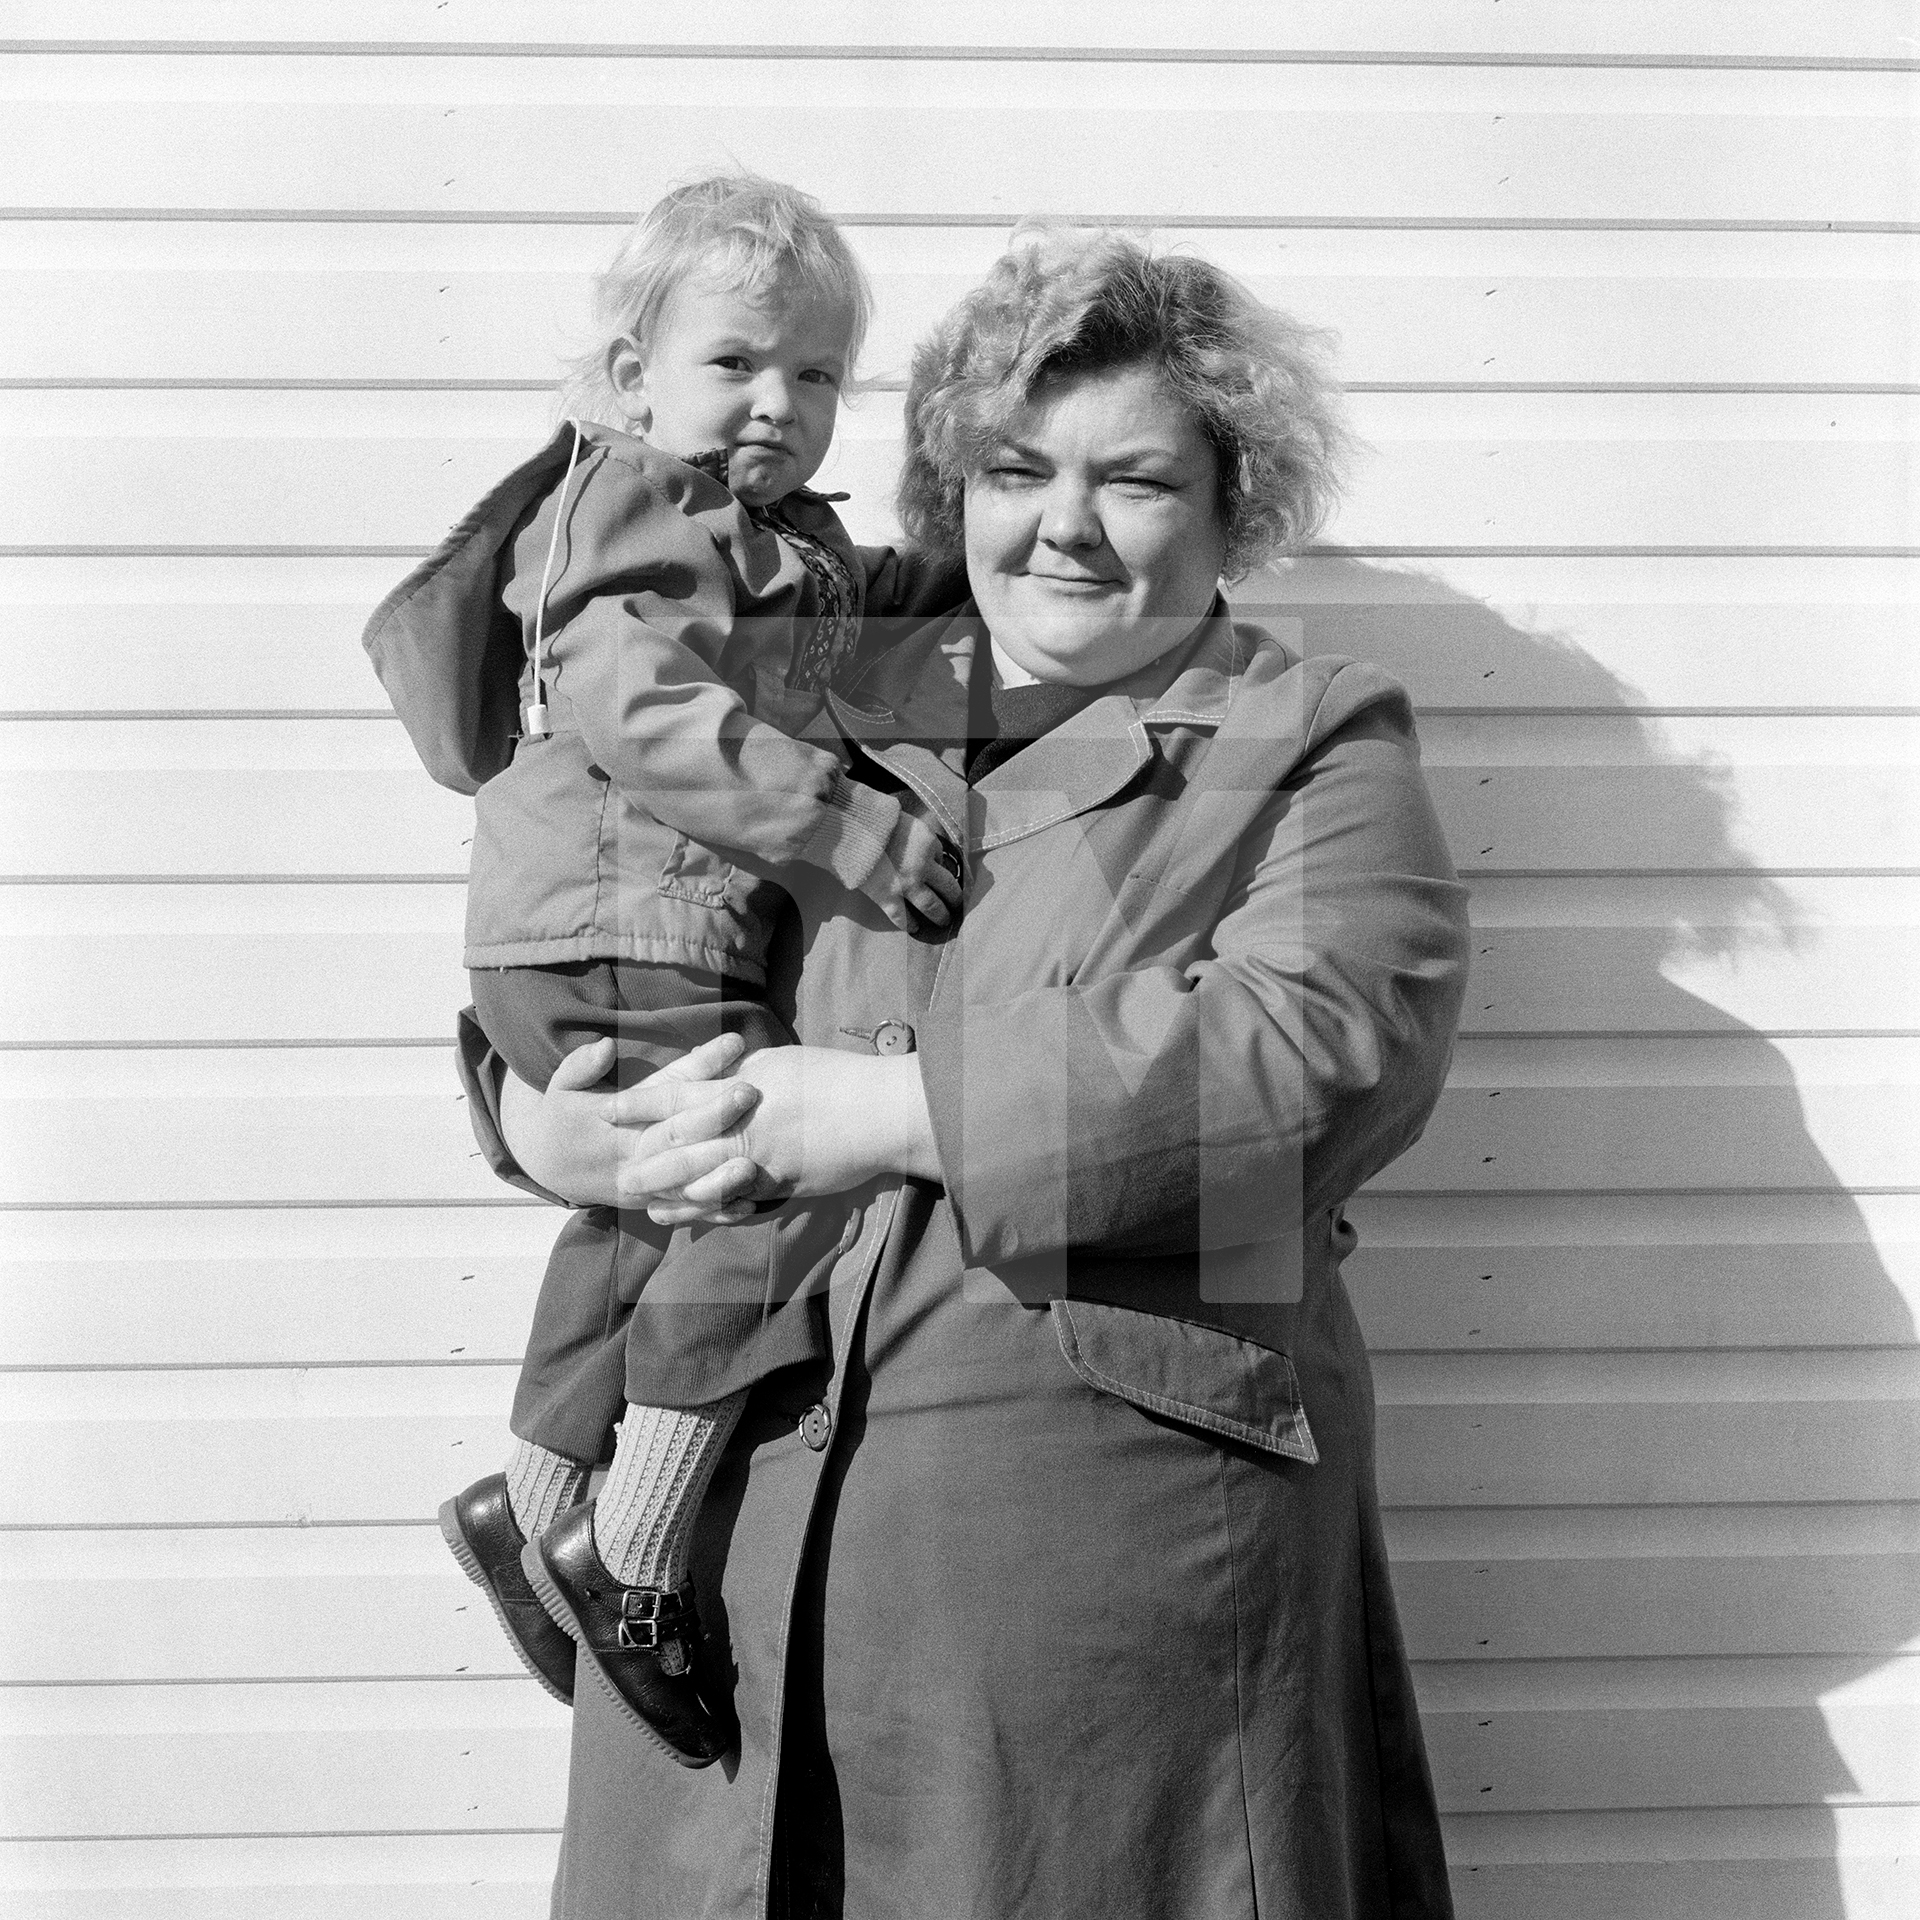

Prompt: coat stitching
[
  {"left": 1216, "top": 1447, "right": 1264, "bottom": 1920},
  {"left": 975, "top": 720, "right": 1154, "bottom": 850},
  {"left": 1052, "top": 1304, "right": 1318, "bottom": 1464}
]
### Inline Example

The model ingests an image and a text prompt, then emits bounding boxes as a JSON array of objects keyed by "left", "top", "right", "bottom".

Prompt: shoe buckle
[{"left": 616, "top": 1587, "right": 689, "bottom": 1660}]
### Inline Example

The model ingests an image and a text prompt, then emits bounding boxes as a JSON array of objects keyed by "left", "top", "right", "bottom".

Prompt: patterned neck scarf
[
  {"left": 758, "top": 502, "right": 860, "bottom": 694},
  {"left": 685, "top": 448, "right": 859, "bottom": 695}
]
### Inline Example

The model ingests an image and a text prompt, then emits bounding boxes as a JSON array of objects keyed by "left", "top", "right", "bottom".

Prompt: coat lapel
[
  {"left": 971, "top": 600, "right": 1246, "bottom": 849},
  {"left": 969, "top": 697, "right": 1152, "bottom": 850},
  {"left": 828, "top": 598, "right": 1253, "bottom": 853}
]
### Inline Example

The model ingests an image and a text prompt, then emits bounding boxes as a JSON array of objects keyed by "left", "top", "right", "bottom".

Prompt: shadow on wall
[{"left": 1252, "top": 558, "right": 1917, "bottom": 1919}]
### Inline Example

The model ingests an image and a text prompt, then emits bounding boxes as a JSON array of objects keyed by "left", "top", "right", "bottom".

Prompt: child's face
[{"left": 617, "top": 275, "right": 854, "bottom": 507}]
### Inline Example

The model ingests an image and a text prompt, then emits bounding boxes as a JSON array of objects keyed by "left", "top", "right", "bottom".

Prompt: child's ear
[{"left": 606, "top": 337, "right": 650, "bottom": 432}]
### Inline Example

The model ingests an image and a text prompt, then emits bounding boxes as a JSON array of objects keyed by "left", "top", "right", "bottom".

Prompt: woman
[{"left": 468, "top": 229, "right": 1469, "bottom": 1918}]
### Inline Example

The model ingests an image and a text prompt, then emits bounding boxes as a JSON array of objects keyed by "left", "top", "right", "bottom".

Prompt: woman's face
[{"left": 963, "top": 361, "right": 1229, "bottom": 688}]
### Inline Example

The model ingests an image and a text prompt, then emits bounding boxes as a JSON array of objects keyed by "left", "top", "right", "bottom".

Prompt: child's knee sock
[
  {"left": 592, "top": 1393, "right": 749, "bottom": 1591},
  {"left": 504, "top": 1437, "right": 592, "bottom": 1541}
]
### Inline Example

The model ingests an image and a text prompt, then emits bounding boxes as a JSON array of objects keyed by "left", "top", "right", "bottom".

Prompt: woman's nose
[{"left": 1037, "top": 481, "right": 1103, "bottom": 550}]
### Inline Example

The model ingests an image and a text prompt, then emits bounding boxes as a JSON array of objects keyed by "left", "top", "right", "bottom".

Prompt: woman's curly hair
[{"left": 898, "top": 227, "right": 1348, "bottom": 579}]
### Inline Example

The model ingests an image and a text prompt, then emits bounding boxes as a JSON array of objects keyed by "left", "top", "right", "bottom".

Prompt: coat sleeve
[
  {"left": 856, "top": 542, "right": 972, "bottom": 619},
  {"left": 453, "top": 1006, "right": 571, "bottom": 1208},
  {"left": 915, "top": 663, "right": 1470, "bottom": 1266},
  {"left": 522, "top": 455, "right": 905, "bottom": 895}
]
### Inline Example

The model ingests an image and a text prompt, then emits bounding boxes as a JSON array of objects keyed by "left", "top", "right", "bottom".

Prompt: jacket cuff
[
  {"left": 455, "top": 1006, "right": 574, "bottom": 1208},
  {"left": 798, "top": 773, "right": 903, "bottom": 894},
  {"left": 914, "top": 990, "right": 1072, "bottom": 1268}
]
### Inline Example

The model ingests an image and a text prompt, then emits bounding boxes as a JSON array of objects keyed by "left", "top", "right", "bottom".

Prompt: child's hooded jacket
[{"left": 364, "top": 422, "right": 953, "bottom": 981}]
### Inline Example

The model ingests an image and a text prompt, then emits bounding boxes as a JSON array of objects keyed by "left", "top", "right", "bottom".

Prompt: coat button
[
  {"left": 799, "top": 1403, "right": 832, "bottom": 1451},
  {"left": 872, "top": 1020, "right": 916, "bottom": 1056}
]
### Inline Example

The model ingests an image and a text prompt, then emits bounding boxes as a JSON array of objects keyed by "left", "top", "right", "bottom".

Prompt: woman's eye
[
  {"left": 1111, "top": 476, "right": 1171, "bottom": 497},
  {"left": 984, "top": 464, "right": 1043, "bottom": 485}
]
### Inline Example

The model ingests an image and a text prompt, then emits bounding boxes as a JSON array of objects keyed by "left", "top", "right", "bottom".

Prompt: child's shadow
[{"left": 1244, "top": 557, "right": 1914, "bottom": 1914}]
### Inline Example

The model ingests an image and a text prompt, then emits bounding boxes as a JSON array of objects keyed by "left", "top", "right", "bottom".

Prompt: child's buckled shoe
[
  {"left": 438, "top": 1473, "right": 579, "bottom": 1705},
  {"left": 520, "top": 1500, "right": 731, "bottom": 1766}
]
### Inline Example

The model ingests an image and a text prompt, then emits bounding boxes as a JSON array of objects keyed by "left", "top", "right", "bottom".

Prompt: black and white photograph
[{"left": 2, "top": 5, "right": 1916, "bottom": 1916}]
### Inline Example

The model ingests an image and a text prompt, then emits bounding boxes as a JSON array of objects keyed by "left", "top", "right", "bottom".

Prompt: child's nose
[{"left": 750, "top": 372, "right": 798, "bottom": 421}]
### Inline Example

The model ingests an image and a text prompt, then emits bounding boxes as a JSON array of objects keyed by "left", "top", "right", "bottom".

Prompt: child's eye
[
  {"left": 712, "top": 355, "right": 753, "bottom": 373},
  {"left": 799, "top": 367, "right": 841, "bottom": 386}
]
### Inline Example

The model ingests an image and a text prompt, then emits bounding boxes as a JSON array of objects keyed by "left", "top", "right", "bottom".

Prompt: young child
[{"left": 363, "top": 175, "right": 961, "bottom": 1767}]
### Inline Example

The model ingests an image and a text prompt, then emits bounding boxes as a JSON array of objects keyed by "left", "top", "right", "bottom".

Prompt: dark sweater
[{"left": 964, "top": 645, "right": 1103, "bottom": 782}]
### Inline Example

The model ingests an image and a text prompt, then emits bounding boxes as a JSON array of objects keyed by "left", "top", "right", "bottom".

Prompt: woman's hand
[
  {"left": 498, "top": 1032, "right": 767, "bottom": 1221},
  {"left": 643, "top": 1045, "right": 943, "bottom": 1218}
]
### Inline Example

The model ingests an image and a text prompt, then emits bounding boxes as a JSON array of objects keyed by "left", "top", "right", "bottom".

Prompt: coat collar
[{"left": 831, "top": 597, "right": 1253, "bottom": 850}]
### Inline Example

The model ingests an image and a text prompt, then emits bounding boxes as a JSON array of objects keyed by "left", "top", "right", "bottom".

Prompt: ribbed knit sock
[
  {"left": 503, "top": 1438, "right": 592, "bottom": 1542},
  {"left": 592, "top": 1393, "right": 749, "bottom": 1592}
]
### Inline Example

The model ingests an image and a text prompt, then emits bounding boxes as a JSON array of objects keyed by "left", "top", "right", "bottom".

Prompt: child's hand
[{"left": 862, "top": 812, "right": 962, "bottom": 933}]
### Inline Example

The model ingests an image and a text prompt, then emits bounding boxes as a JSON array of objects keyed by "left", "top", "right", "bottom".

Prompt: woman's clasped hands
[{"left": 499, "top": 1031, "right": 940, "bottom": 1228}]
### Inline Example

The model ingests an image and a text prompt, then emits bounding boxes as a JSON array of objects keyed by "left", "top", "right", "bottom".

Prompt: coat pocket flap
[{"left": 1051, "top": 1298, "right": 1317, "bottom": 1464}]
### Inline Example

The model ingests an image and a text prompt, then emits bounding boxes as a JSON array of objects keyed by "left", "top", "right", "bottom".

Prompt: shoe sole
[
  {"left": 519, "top": 1538, "right": 721, "bottom": 1769},
  {"left": 437, "top": 1496, "right": 574, "bottom": 1709}
]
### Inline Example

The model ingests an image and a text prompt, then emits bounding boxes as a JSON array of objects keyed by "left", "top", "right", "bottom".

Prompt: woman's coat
[{"left": 466, "top": 605, "right": 1470, "bottom": 1918}]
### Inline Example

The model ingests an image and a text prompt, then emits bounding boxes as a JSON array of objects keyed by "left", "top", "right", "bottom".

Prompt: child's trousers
[{"left": 470, "top": 960, "right": 842, "bottom": 1463}]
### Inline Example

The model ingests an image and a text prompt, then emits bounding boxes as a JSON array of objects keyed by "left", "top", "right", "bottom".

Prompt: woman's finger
[
  {"left": 673, "top": 1157, "right": 775, "bottom": 1209},
  {"left": 546, "top": 1035, "right": 617, "bottom": 1092},
  {"left": 647, "top": 1197, "right": 760, "bottom": 1228},
  {"left": 621, "top": 1134, "right": 754, "bottom": 1199},
  {"left": 647, "top": 1031, "right": 747, "bottom": 1083},
  {"left": 633, "top": 1150, "right": 764, "bottom": 1221},
  {"left": 602, "top": 1074, "right": 759, "bottom": 1133},
  {"left": 909, "top": 886, "right": 952, "bottom": 928}
]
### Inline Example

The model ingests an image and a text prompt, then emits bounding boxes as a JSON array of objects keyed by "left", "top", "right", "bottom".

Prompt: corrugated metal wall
[{"left": 2, "top": 5, "right": 1915, "bottom": 1914}]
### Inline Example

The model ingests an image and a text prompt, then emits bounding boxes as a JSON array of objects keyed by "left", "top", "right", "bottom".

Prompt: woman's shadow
[
  {"left": 693, "top": 560, "right": 1909, "bottom": 1914},
  {"left": 1246, "top": 556, "right": 1915, "bottom": 1913}
]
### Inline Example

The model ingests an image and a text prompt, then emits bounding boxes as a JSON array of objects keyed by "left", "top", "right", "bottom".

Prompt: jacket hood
[{"left": 362, "top": 422, "right": 590, "bottom": 794}]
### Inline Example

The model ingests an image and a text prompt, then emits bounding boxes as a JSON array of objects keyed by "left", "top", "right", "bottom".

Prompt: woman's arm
[
  {"left": 914, "top": 660, "right": 1470, "bottom": 1269},
  {"left": 660, "top": 1046, "right": 940, "bottom": 1210},
  {"left": 468, "top": 1021, "right": 937, "bottom": 1222},
  {"left": 502, "top": 1039, "right": 760, "bottom": 1209},
  {"left": 460, "top": 1018, "right": 765, "bottom": 1217},
  {"left": 527, "top": 1044, "right": 941, "bottom": 1224}
]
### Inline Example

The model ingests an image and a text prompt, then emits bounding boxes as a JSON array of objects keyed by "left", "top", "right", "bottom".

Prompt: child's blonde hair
[{"left": 562, "top": 172, "right": 873, "bottom": 424}]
